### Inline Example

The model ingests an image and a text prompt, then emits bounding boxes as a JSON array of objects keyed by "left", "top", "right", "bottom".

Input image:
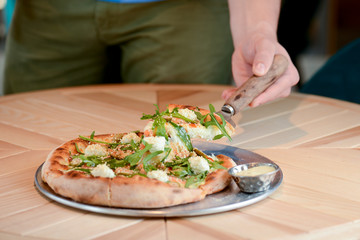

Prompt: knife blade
[{"left": 218, "top": 54, "right": 289, "bottom": 128}]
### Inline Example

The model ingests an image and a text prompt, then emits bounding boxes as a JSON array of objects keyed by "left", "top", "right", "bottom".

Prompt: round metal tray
[{"left": 34, "top": 141, "right": 283, "bottom": 217}]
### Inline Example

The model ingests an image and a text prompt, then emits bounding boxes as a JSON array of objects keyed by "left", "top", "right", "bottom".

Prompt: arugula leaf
[
  {"left": 213, "top": 134, "right": 224, "bottom": 140},
  {"left": 194, "top": 111, "right": 207, "bottom": 124},
  {"left": 79, "top": 135, "right": 122, "bottom": 147},
  {"left": 78, "top": 155, "right": 103, "bottom": 167},
  {"left": 154, "top": 115, "right": 168, "bottom": 140},
  {"left": 140, "top": 114, "right": 154, "bottom": 120},
  {"left": 142, "top": 150, "right": 163, "bottom": 172},
  {"left": 205, "top": 104, "right": 232, "bottom": 141},
  {"left": 171, "top": 168, "right": 189, "bottom": 178},
  {"left": 71, "top": 168, "right": 91, "bottom": 174},
  {"left": 185, "top": 172, "right": 207, "bottom": 188},
  {"left": 164, "top": 157, "right": 188, "bottom": 168},
  {"left": 120, "top": 139, "right": 141, "bottom": 152},
  {"left": 169, "top": 121, "right": 193, "bottom": 151},
  {"left": 171, "top": 108, "right": 196, "bottom": 123},
  {"left": 90, "top": 131, "right": 95, "bottom": 140},
  {"left": 141, "top": 104, "right": 169, "bottom": 140},
  {"left": 118, "top": 172, "right": 147, "bottom": 178},
  {"left": 124, "top": 142, "right": 152, "bottom": 167},
  {"left": 208, "top": 160, "right": 227, "bottom": 170},
  {"left": 194, "top": 105, "right": 232, "bottom": 141},
  {"left": 107, "top": 158, "right": 127, "bottom": 169},
  {"left": 165, "top": 157, "right": 192, "bottom": 179},
  {"left": 160, "top": 147, "right": 171, "bottom": 163},
  {"left": 74, "top": 142, "right": 83, "bottom": 154}
]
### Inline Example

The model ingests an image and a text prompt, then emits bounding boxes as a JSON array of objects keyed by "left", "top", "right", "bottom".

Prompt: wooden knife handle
[{"left": 225, "top": 54, "right": 289, "bottom": 114}]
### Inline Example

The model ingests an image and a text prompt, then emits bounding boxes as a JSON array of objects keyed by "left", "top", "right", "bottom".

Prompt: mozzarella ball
[
  {"left": 147, "top": 170, "right": 169, "bottom": 182},
  {"left": 177, "top": 108, "right": 198, "bottom": 121},
  {"left": 189, "top": 156, "right": 210, "bottom": 174},
  {"left": 121, "top": 132, "right": 141, "bottom": 144},
  {"left": 90, "top": 164, "right": 115, "bottom": 178},
  {"left": 143, "top": 136, "right": 166, "bottom": 153},
  {"left": 84, "top": 144, "right": 108, "bottom": 157}
]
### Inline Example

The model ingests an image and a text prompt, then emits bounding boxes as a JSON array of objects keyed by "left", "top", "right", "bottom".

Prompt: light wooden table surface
[{"left": 0, "top": 84, "right": 360, "bottom": 240}]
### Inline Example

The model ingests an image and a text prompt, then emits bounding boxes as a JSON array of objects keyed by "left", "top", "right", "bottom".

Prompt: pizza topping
[
  {"left": 90, "top": 164, "right": 115, "bottom": 178},
  {"left": 185, "top": 172, "right": 207, "bottom": 189},
  {"left": 121, "top": 132, "right": 141, "bottom": 144},
  {"left": 114, "top": 167, "right": 134, "bottom": 176},
  {"left": 109, "top": 146, "right": 133, "bottom": 159},
  {"left": 169, "top": 122, "right": 193, "bottom": 151},
  {"left": 195, "top": 104, "right": 233, "bottom": 141},
  {"left": 147, "top": 169, "right": 169, "bottom": 182},
  {"left": 164, "top": 156, "right": 206, "bottom": 188},
  {"left": 142, "top": 104, "right": 232, "bottom": 143},
  {"left": 181, "top": 124, "right": 222, "bottom": 141},
  {"left": 79, "top": 135, "right": 120, "bottom": 148},
  {"left": 65, "top": 104, "right": 233, "bottom": 184},
  {"left": 177, "top": 108, "right": 198, "bottom": 122},
  {"left": 143, "top": 121, "right": 154, "bottom": 137},
  {"left": 142, "top": 150, "right": 163, "bottom": 172},
  {"left": 42, "top": 104, "right": 237, "bottom": 209},
  {"left": 141, "top": 105, "right": 168, "bottom": 140},
  {"left": 165, "top": 123, "right": 190, "bottom": 159},
  {"left": 84, "top": 144, "right": 108, "bottom": 157},
  {"left": 143, "top": 136, "right": 166, "bottom": 153},
  {"left": 188, "top": 156, "right": 210, "bottom": 174},
  {"left": 70, "top": 157, "right": 82, "bottom": 166},
  {"left": 124, "top": 141, "right": 152, "bottom": 167}
]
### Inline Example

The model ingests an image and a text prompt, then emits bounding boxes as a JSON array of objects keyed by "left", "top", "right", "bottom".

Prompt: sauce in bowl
[{"left": 234, "top": 165, "right": 276, "bottom": 177}]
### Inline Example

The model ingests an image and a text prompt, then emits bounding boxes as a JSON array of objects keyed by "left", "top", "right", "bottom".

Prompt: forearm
[{"left": 228, "top": 0, "right": 281, "bottom": 48}]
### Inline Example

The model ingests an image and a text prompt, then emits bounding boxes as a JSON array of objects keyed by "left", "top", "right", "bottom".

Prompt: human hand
[{"left": 222, "top": 25, "right": 299, "bottom": 107}]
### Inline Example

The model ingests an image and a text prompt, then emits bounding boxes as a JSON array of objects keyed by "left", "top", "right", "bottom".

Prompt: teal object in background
[
  {"left": 4, "top": 0, "right": 15, "bottom": 32},
  {"left": 300, "top": 38, "right": 360, "bottom": 104}
]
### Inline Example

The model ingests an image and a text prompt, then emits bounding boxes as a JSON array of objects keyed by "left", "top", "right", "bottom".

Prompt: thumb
[{"left": 252, "top": 38, "right": 276, "bottom": 76}]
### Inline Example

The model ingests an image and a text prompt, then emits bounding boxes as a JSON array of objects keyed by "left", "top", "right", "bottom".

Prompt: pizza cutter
[{"left": 218, "top": 54, "right": 289, "bottom": 128}]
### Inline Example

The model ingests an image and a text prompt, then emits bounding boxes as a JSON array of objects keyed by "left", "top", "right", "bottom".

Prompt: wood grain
[{"left": 0, "top": 84, "right": 359, "bottom": 240}]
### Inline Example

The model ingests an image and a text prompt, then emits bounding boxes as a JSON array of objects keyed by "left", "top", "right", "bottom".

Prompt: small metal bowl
[{"left": 228, "top": 162, "right": 280, "bottom": 193}]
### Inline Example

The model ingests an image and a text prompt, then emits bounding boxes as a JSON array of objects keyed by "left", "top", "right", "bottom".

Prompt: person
[{"left": 3, "top": 0, "right": 299, "bottom": 108}]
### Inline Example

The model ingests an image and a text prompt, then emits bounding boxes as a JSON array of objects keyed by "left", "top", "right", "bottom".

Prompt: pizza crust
[
  {"left": 200, "top": 155, "right": 236, "bottom": 195},
  {"left": 110, "top": 175, "right": 205, "bottom": 208}
]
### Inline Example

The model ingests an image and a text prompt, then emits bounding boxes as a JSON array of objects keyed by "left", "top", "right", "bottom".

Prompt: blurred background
[{"left": 0, "top": 0, "right": 360, "bottom": 96}]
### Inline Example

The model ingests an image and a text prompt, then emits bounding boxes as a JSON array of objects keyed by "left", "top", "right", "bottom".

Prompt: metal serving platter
[{"left": 34, "top": 141, "right": 283, "bottom": 217}]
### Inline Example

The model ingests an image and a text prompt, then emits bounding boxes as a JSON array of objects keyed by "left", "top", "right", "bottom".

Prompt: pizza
[{"left": 41, "top": 104, "right": 236, "bottom": 208}]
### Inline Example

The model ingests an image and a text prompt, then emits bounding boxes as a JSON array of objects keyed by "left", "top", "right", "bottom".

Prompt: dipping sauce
[{"left": 234, "top": 165, "right": 276, "bottom": 177}]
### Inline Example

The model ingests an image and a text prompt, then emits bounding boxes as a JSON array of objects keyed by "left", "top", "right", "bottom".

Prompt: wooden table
[{"left": 1, "top": 84, "right": 359, "bottom": 240}]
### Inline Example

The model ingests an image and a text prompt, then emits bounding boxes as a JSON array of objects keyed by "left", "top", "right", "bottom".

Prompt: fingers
[
  {"left": 225, "top": 53, "right": 300, "bottom": 106},
  {"left": 221, "top": 88, "right": 237, "bottom": 100},
  {"left": 231, "top": 50, "right": 253, "bottom": 87},
  {"left": 228, "top": 31, "right": 299, "bottom": 107},
  {"left": 249, "top": 61, "right": 300, "bottom": 107}
]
